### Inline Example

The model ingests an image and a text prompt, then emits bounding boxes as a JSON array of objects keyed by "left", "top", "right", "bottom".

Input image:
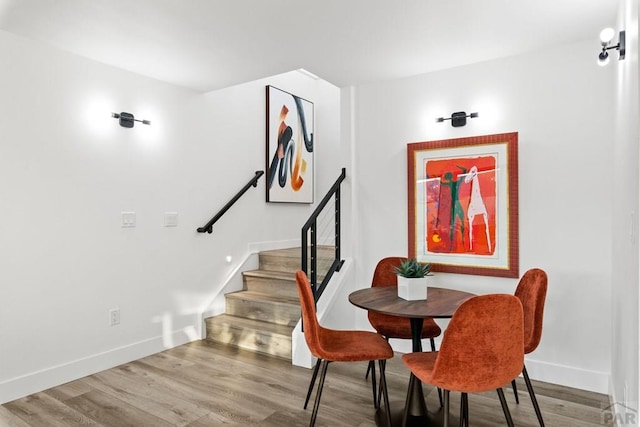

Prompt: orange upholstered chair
[
  {"left": 366, "top": 257, "right": 443, "bottom": 404},
  {"left": 402, "top": 294, "right": 524, "bottom": 427},
  {"left": 510, "top": 268, "right": 548, "bottom": 426},
  {"left": 295, "top": 270, "right": 394, "bottom": 427}
]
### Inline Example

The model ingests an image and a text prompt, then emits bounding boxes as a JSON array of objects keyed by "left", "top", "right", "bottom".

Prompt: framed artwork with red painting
[
  {"left": 407, "top": 132, "right": 519, "bottom": 278},
  {"left": 266, "top": 85, "right": 314, "bottom": 203}
]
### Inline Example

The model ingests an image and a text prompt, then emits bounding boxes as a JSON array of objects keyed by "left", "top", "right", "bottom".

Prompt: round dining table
[{"left": 349, "top": 286, "right": 475, "bottom": 427}]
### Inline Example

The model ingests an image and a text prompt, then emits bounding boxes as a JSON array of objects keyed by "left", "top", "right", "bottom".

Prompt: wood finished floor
[{"left": 1, "top": 340, "right": 613, "bottom": 426}]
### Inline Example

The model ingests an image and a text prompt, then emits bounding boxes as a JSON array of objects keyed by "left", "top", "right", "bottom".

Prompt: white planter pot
[{"left": 397, "top": 276, "right": 428, "bottom": 301}]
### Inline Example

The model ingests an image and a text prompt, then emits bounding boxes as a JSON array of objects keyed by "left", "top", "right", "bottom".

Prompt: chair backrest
[
  {"left": 295, "top": 270, "right": 323, "bottom": 358},
  {"left": 371, "top": 257, "right": 406, "bottom": 288},
  {"left": 431, "top": 294, "right": 524, "bottom": 393},
  {"left": 514, "top": 268, "right": 548, "bottom": 354}
]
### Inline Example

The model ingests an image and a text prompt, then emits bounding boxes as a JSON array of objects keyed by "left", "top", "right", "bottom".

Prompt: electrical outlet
[{"left": 109, "top": 308, "right": 120, "bottom": 326}]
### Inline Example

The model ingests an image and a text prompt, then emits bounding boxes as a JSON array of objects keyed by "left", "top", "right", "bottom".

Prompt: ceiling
[{"left": 0, "top": 0, "right": 618, "bottom": 93}]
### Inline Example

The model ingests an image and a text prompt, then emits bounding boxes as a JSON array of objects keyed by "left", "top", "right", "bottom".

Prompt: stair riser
[
  {"left": 258, "top": 247, "right": 336, "bottom": 275},
  {"left": 206, "top": 321, "right": 291, "bottom": 360},
  {"left": 256, "top": 258, "right": 333, "bottom": 282},
  {"left": 258, "top": 253, "right": 302, "bottom": 274},
  {"left": 244, "top": 276, "right": 298, "bottom": 298},
  {"left": 225, "top": 297, "right": 299, "bottom": 327}
]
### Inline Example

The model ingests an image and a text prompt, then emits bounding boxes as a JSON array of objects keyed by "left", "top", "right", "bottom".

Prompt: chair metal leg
[
  {"left": 367, "top": 336, "right": 387, "bottom": 381},
  {"left": 365, "top": 360, "right": 374, "bottom": 380},
  {"left": 304, "top": 358, "right": 322, "bottom": 409},
  {"left": 430, "top": 338, "right": 444, "bottom": 408},
  {"left": 309, "top": 360, "right": 330, "bottom": 427},
  {"left": 370, "top": 359, "right": 378, "bottom": 409},
  {"left": 459, "top": 392, "right": 468, "bottom": 427},
  {"left": 376, "top": 362, "right": 383, "bottom": 408},
  {"left": 511, "top": 378, "right": 520, "bottom": 404},
  {"left": 497, "top": 387, "right": 515, "bottom": 427},
  {"left": 443, "top": 389, "right": 450, "bottom": 427},
  {"left": 523, "top": 365, "right": 545, "bottom": 427},
  {"left": 378, "top": 360, "right": 392, "bottom": 427},
  {"left": 463, "top": 392, "right": 469, "bottom": 426}
]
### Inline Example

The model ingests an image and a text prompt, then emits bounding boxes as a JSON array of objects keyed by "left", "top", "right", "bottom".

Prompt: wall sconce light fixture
[
  {"left": 111, "top": 112, "right": 151, "bottom": 128},
  {"left": 598, "top": 28, "right": 625, "bottom": 66},
  {"left": 436, "top": 111, "right": 479, "bottom": 127}
]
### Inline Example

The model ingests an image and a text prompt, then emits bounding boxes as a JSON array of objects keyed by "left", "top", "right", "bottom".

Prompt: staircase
[
  {"left": 205, "top": 246, "right": 336, "bottom": 360},
  {"left": 204, "top": 248, "right": 303, "bottom": 360}
]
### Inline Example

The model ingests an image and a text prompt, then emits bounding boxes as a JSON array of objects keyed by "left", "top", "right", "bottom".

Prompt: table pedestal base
[{"left": 375, "top": 401, "right": 458, "bottom": 427}]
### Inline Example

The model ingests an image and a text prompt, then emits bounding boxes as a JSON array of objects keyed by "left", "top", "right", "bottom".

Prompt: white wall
[
  {"left": 0, "top": 30, "right": 341, "bottom": 404},
  {"left": 611, "top": 0, "right": 640, "bottom": 417},
  {"left": 1, "top": 8, "right": 634, "bottom": 404},
  {"left": 347, "top": 40, "right": 615, "bottom": 393}
]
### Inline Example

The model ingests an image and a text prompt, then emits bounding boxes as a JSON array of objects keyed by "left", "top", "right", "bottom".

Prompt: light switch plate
[
  {"left": 164, "top": 212, "right": 178, "bottom": 227},
  {"left": 121, "top": 212, "right": 136, "bottom": 228}
]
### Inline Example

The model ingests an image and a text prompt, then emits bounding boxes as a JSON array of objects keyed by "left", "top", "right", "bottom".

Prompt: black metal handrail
[
  {"left": 197, "top": 170, "right": 264, "bottom": 234},
  {"left": 302, "top": 168, "right": 346, "bottom": 301}
]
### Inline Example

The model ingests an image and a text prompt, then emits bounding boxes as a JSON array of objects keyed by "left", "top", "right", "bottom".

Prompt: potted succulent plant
[{"left": 395, "top": 258, "right": 432, "bottom": 300}]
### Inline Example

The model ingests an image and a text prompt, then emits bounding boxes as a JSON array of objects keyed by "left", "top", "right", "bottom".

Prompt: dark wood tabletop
[{"left": 349, "top": 286, "right": 475, "bottom": 319}]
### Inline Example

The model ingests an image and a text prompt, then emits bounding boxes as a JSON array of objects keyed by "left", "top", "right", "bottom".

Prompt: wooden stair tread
[
  {"left": 242, "top": 269, "right": 296, "bottom": 281},
  {"left": 260, "top": 246, "right": 336, "bottom": 259},
  {"left": 243, "top": 269, "right": 325, "bottom": 281},
  {"left": 226, "top": 290, "right": 299, "bottom": 306}
]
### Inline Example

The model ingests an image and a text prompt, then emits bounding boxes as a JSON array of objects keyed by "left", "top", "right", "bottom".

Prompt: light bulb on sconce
[{"left": 600, "top": 28, "right": 615, "bottom": 44}]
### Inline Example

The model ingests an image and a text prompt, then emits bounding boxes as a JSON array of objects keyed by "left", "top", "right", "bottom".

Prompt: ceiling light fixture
[
  {"left": 111, "top": 112, "right": 151, "bottom": 128},
  {"left": 436, "top": 111, "right": 479, "bottom": 127},
  {"left": 598, "top": 28, "right": 625, "bottom": 66}
]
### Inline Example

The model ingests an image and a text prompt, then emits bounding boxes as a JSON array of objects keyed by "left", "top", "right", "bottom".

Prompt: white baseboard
[
  {"left": 199, "top": 252, "right": 259, "bottom": 322},
  {"left": 292, "top": 323, "right": 314, "bottom": 369},
  {"left": 388, "top": 338, "right": 609, "bottom": 395},
  {"left": 0, "top": 329, "right": 197, "bottom": 405},
  {"left": 200, "top": 239, "right": 297, "bottom": 324},
  {"left": 525, "top": 357, "right": 609, "bottom": 394},
  {"left": 3, "top": 240, "right": 311, "bottom": 405},
  {"left": 607, "top": 377, "right": 639, "bottom": 426}
]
